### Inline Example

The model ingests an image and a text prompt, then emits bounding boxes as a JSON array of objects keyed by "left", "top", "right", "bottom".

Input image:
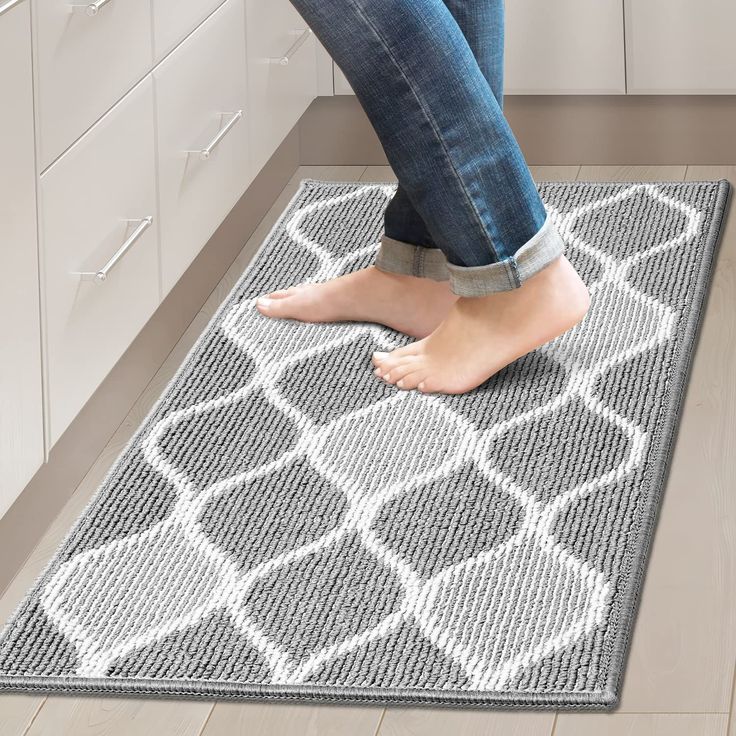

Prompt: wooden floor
[{"left": 1, "top": 164, "right": 734, "bottom": 736}]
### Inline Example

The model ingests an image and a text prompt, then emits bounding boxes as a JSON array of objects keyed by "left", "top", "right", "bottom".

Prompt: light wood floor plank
[
  {"left": 530, "top": 165, "right": 581, "bottom": 181},
  {"left": 554, "top": 713, "right": 728, "bottom": 736},
  {"left": 201, "top": 702, "right": 382, "bottom": 736},
  {"left": 24, "top": 697, "right": 212, "bottom": 736},
  {"left": 360, "top": 166, "right": 396, "bottom": 182},
  {"left": 378, "top": 709, "right": 554, "bottom": 736},
  {"left": 0, "top": 695, "right": 44, "bottom": 736},
  {"left": 296, "top": 164, "right": 367, "bottom": 182}
]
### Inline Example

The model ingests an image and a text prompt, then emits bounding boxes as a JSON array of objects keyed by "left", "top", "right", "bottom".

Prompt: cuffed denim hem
[
  {"left": 375, "top": 213, "right": 566, "bottom": 296},
  {"left": 375, "top": 234, "right": 450, "bottom": 281},
  {"left": 445, "top": 213, "right": 566, "bottom": 296}
]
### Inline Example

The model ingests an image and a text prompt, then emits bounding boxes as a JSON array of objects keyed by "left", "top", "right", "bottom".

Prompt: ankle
[{"left": 531, "top": 255, "right": 589, "bottom": 305}]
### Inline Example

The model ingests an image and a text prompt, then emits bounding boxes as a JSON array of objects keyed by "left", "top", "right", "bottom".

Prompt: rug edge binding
[{"left": 600, "top": 177, "right": 732, "bottom": 704}]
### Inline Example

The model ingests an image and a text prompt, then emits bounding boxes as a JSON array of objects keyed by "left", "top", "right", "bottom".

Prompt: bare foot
[
  {"left": 255, "top": 266, "right": 458, "bottom": 339},
  {"left": 371, "top": 255, "right": 590, "bottom": 395}
]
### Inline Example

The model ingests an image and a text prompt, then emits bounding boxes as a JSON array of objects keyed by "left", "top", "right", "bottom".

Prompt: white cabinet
[
  {"left": 330, "top": 1, "right": 736, "bottom": 95},
  {"left": 0, "top": 0, "right": 44, "bottom": 516},
  {"left": 34, "top": 0, "right": 153, "bottom": 169},
  {"left": 153, "top": 0, "right": 225, "bottom": 61},
  {"left": 333, "top": 64, "right": 353, "bottom": 96},
  {"left": 40, "top": 79, "right": 159, "bottom": 446},
  {"left": 625, "top": 0, "right": 736, "bottom": 93},
  {"left": 245, "top": 0, "right": 319, "bottom": 173},
  {"left": 154, "top": 0, "right": 251, "bottom": 295},
  {"left": 504, "top": 0, "right": 625, "bottom": 94},
  {"left": 332, "top": 0, "right": 625, "bottom": 96}
]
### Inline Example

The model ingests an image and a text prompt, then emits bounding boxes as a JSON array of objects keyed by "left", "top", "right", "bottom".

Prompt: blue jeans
[{"left": 288, "top": 0, "right": 566, "bottom": 296}]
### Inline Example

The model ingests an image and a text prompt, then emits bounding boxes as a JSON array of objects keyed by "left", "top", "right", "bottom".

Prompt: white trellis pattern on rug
[{"left": 35, "top": 181, "right": 701, "bottom": 689}]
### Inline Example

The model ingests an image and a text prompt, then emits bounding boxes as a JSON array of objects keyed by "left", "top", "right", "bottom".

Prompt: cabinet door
[
  {"left": 40, "top": 78, "right": 160, "bottom": 447},
  {"left": 331, "top": 0, "right": 626, "bottom": 95},
  {"left": 34, "top": 0, "right": 153, "bottom": 169},
  {"left": 154, "top": 0, "right": 251, "bottom": 295},
  {"left": 333, "top": 62, "right": 353, "bottom": 96},
  {"left": 625, "top": 0, "right": 736, "bottom": 93},
  {"left": 245, "top": 0, "right": 318, "bottom": 174},
  {"left": 504, "top": 0, "right": 625, "bottom": 94},
  {"left": 153, "top": 0, "right": 225, "bottom": 61},
  {"left": 0, "top": 0, "right": 44, "bottom": 516}
]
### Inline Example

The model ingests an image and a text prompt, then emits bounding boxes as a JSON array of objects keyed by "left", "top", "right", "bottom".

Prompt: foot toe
[
  {"left": 379, "top": 357, "right": 422, "bottom": 386},
  {"left": 372, "top": 340, "right": 422, "bottom": 367},
  {"left": 416, "top": 372, "right": 468, "bottom": 395},
  {"left": 375, "top": 357, "right": 406, "bottom": 375},
  {"left": 268, "top": 285, "right": 302, "bottom": 300},
  {"left": 376, "top": 353, "right": 423, "bottom": 382},
  {"left": 371, "top": 351, "right": 390, "bottom": 368},
  {"left": 399, "top": 368, "right": 429, "bottom": 391},
  {"left": 256, "top": 295, "right": 293, "bottom": 318},
  {"left": 416, "top": 374, "right": 442, "bottom": 394},
  {"left": 374, "top": 348, "right": 424, "bottom": 374}
]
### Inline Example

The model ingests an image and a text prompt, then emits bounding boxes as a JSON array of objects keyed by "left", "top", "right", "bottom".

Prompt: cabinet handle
[
  {"left": 185, "top": 110, "right": 243, "bottom": 161},
  {"left": 73, "top": 216, "right": 153, "bottom": 282},
  {"left": 0, "top": 0, "right": 24, "bottom": 18},
  {"left": 69, "top": 0, "right": 112, "bottom": 16},
  {"left": 269, "top": 27, "right": 312, "bottom": 66}
]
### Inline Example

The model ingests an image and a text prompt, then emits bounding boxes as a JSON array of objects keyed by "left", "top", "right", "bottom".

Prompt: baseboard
[
  {"left": 298, "top": 94, "right": 736, "bottom": 166},
  {"left": 0, "top": 127, "right": 301, "bottom": 596}
]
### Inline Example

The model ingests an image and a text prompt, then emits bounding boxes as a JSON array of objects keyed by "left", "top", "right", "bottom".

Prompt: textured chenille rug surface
[{"left": 0, "top": 178, "right": 730, "bottom": 709}]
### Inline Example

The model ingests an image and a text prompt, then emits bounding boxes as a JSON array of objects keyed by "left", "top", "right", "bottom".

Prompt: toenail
[
  {"left": 397, "top": 379, "right": 404, "bottom": 388},
  {"left": 257, "top": 297, "right": 271, "bottom": 306},
  {"left": 383, "top": 372, "right": 391, "bottom": 381},
  {"left": 418, "top": 382, "right": 425, "bottom": 391},
  {"left": 373, "top": 368, "right": 382, "bottom": 377},
  {"left": 373, "top": 351, "right": 388, "bottom": 359}
]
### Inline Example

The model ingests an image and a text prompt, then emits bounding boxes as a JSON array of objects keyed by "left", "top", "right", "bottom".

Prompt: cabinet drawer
[
  {"left": 504, "top": 0, "right": 625, "bottom": 93},
  {"left": 245, "top": 0, "right": 318, "bottom": 174},
  {"left": 35, "top": 0, "right": 152, "bottom": 169},
  {"left": 40, "top": 78, "right": 159, "bottom": 447},
  {"left": 153, "top": 0, "right": 225, "bottom": 61},
  {"left": 625, "top": 0, "right": 736, "bottom": 93},
  {"left": 154, "top": 0, "right": 251, "bottom": 296},
  {"left": 0, "top": 0, "right": 44, "bottom": 515}
]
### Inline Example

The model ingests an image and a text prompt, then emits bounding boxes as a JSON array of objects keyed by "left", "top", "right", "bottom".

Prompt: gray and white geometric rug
[{"left": 0, "top": 178, "right": 730, "bottom": 709}]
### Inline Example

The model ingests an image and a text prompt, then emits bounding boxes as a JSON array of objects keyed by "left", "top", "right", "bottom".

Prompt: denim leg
[
  {"left": 380, "top": 0, "right": 507, "bottom": 282},
  {"left": 446, "top": 0, "right": 506, "bottom": 109},
  {"left": 289, "top": 0, "right": 565, "bottom": 295},
  {"left": 380, "top": 186, "right": 450, "bottom": 280}
]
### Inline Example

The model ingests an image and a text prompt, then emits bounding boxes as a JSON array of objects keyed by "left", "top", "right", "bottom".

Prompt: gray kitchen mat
[{"left": 0, "top": 178, "right": 730, "bottom": 708}]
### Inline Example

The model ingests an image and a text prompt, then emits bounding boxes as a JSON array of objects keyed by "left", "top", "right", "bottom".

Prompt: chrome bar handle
[
  {"left": 69, "top": 0, "right": 112, "bottom": 16},
  {"left": 269, "top": 27, "right": 312, "bottom": 65},
  {"left": 0, "top": 0, "right": 25, "bottom": 18},
  {"left": 185, "top": 110, "right": 243, "bottom": 161},
  {"left": 73, "top": 216, "right": 153, "bottom": 282}
]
